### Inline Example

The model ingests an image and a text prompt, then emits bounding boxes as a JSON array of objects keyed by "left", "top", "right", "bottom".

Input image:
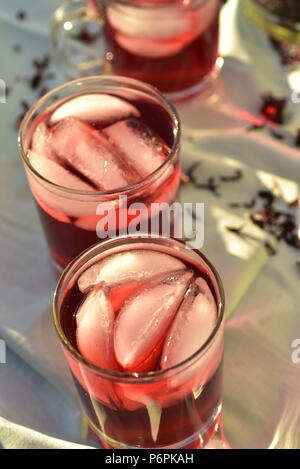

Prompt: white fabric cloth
[{"left": 0, "top": 0, "right": 299, "bottom": 449}]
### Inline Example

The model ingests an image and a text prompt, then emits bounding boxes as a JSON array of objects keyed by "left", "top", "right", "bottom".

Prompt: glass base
[
  {"left": 204, "top": 422, "right": 231, "bottom": 449},
  {"left": 86, "top": 402, "right": 224, "bottom": 450},
  {"left": 165, "top": 57, "right": 224, "bottom": 103}
]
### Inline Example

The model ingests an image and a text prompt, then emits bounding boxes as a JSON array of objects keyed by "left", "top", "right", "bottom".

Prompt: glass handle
[{"left": 51, "top": 0, "right": 112, "bottom": 80}]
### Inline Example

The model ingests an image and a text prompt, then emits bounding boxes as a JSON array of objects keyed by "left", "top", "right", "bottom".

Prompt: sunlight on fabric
[
  {"left": 211, "top": 205, "right": 268, "bottom": 261},
  {"left": 257, "top": 171, "right": 299, "bottom": 203}
]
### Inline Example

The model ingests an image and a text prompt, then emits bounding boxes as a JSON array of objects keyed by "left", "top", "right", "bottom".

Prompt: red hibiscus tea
[
  {"left": 52, "top": 0, "right": 221, "bottom": 99},
  {"left": 19, "top": 77, "right": 181, "bottom": 271},
  {"left": 53, "top": 236, "right": 225, "bottom": 449},
  {"left": 103, "top": 0, "right": 221, "bottom": 97}
]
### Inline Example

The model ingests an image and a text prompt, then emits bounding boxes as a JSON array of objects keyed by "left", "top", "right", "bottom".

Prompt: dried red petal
[{"left": 260, "top": 94, "right": 286, "bottom": 125}]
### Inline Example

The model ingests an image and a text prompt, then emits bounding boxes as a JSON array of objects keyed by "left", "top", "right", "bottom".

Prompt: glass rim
[
  {"left": 53, "top": 234, "right": 225, "bottom": 382},
  {"left": 102, "top": 0, "right": 209, "bottom": 11},
  {"left": 18, "top": 75, "right": 181, "bottom": 198}
]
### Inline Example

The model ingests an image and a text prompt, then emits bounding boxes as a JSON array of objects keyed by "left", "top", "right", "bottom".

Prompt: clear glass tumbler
[
  {"left": 53, "top": 234, "right": 225, "bottom": 449},
  {"left": 18, "top": 76, "right": 181, "bottom": 272},
  {"left": 51, "top": 0, "right": 222, "bottom": 99}
]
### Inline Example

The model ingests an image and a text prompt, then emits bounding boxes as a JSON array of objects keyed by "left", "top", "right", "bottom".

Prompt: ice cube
[
  {"left": 114, "top": 270, "right": 193, "bottom": 372},
  {"left": 113, "top": 34, "right": 189, "bottom": 59},
  {"left": 31, "top": 122, "right": 57, "bottom": 161},
  {"left": 107, "top": 5, "right": 187, "bottom": 58},
  {"left": 78, "top": 249, "right": 186, "bottom": 293},
  {"left": 107, "top": 0, "right": 219, "bottom": 58},
  {"left": 104, "top": 118, "right": 169, "bottom": 179},
  {"left": 50, "top": 93, "right": 140, "bottom": 125},
  {"left": 49, "top": 118, "right": 139, "bottom": 190},
  {"left": 76, "top": 284, "right": 119, "bottom": 370},
  {"left": 32, "top": 122, "right": 48, "bottom": 151},
  {"left": 160, "top": 277, "right": 217, "bottom": 369},
  {"left": 195, "top": 277, "right": 217, "bottom": 309},
  {"left": 27, "top": 151, "right": 107, "bottom": 218},
  {"left": 28, "top": 150, "right": 93, "bottom": 191},
  {"left": 107, "top": 5, "right": 189, "bottom": 40},
  {"left": 193, "top": 0, "right": 220, "bottom": 37},
  {"left": 74, "top": 198, "right": 121, "bottom": 231},
  {"left": 74, "top": 215, "right": 100, "bottom": 232},
  {"left": 109, "top": 282, "right": 141, "bottom": 313}
]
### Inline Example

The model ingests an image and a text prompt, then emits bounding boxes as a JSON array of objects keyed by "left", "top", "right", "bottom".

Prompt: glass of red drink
[
  {"left": 18, "top": 76, "right": 181, "bottom": 272},
  {"left": 52, "top": 0, "right": 222, "bottom": 99},
  {"left": 53, "top": 234, "right": 225, "bottom": 449}
]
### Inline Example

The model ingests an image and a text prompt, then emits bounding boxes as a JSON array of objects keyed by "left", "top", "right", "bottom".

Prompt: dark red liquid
[
  {"left": 75, "top": 361, "right": 223, "bottom": 449},
  {"left": 35, "top": 204, "right": 100, "bottom": 271},
  {"left": 104, "top": 1, "right": 220, "bottom": 94},
  {"left": 28, "top": 98, "right": 180, "bottom": 270},
  {"left": 59, "top": 255, "right": 223, "bottom": 449}
]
